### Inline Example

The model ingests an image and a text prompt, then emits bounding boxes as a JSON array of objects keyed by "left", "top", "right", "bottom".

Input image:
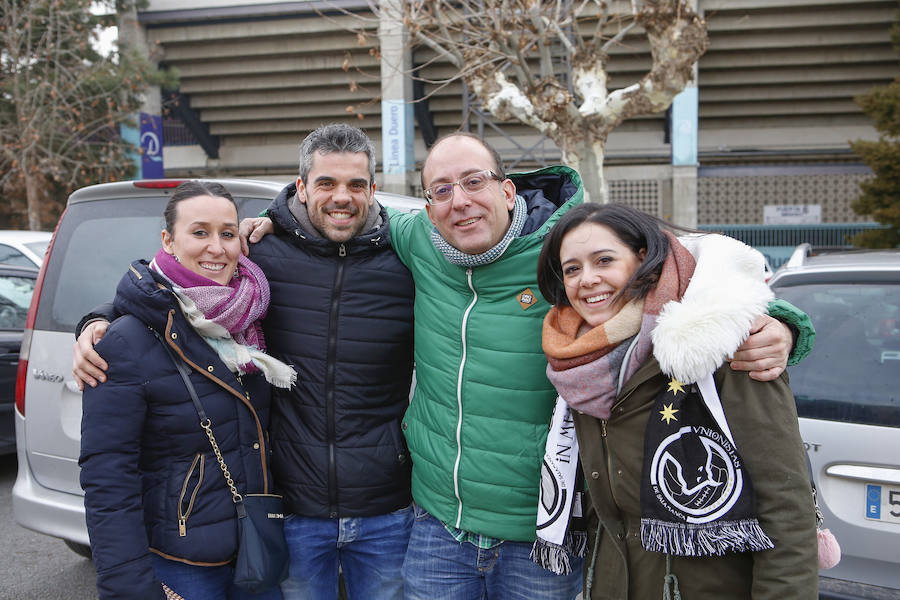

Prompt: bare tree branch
[
  {"left": 473, "top": 71, "right": 554, "bottom": 134},
  {"left": 324, "top": 0, "right": 707, "bottom": 201},
  {"left": 527, "top": 4, "right": 556, "bottom": 79},
  {"left": 601, "top": 21, "right": 637, "bottom": 53}
]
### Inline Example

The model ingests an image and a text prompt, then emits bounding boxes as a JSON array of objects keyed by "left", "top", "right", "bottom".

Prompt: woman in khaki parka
[{"left": 534, "top": 203, "right": 818, "bottom": 600}]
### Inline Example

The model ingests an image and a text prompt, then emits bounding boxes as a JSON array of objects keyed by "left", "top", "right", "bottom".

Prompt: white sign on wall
[
  {"left": 763, "top": 205, "right": 822, "bottom": 225},
  {"left": 381, "top": 99, "right": 414, "bottom": 175}
]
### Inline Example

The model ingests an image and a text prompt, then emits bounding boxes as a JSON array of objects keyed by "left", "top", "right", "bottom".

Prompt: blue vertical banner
[
  {"left": 670, "top": 87, "right": 698, "bottom": 166},
  {"left": 381, "top": 99, "right": 415, "bottom": 175},
  {"left": 121, "top": 120, "right": 141, "bottom": 179},
  {"left": 122, "top": 113, "right": 164, "bottom": 179},
  {"left": 140, "top": 112, "right": 164, "bottom": 179}
]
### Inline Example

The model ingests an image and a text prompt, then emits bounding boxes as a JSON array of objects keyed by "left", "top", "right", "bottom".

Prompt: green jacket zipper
[{"left": 452, "top": 267, "right": 477, "bottom": 528}]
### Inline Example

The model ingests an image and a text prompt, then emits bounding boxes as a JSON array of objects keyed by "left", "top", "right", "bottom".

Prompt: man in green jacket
[{"left": 386, "top": 132, "right": 811, "bottom": 599}]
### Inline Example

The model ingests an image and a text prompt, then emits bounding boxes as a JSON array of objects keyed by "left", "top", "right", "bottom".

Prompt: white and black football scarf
[
  {"left": 640, "top": 372, "right": 774, "bottom": 556},
  {"left": 530, "top": 396, "right": 587, "bottom": 575}
]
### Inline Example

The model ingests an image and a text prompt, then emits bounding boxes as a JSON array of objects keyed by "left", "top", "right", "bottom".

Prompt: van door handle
[{"left": 825, "top": 464, "right": 900, "bottom": 485}]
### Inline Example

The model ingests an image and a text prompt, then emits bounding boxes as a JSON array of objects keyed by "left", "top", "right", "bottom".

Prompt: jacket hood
[
  {"left": 112, "top": 259, "right": 178, "bottom": 334},
  {"left": 509, "top": 166, "right": 583, "bottom": 236},
  {"left": 266, "top": 182, "right": 391, "bottom": 256},
  {"left": 651, "top": 233, "right": 774, "bottom": 384}
]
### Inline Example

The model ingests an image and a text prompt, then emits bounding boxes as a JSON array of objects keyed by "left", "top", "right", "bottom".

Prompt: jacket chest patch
[{"left": 517, "top": 288, "right": 538, "bottom": 310}]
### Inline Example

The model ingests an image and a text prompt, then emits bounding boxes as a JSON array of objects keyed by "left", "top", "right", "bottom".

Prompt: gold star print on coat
[
  {"left": 659, "top": 403, "right": 679, "bottom": 424},
  {"left": 666, "top": 377, "right": 685, "bottom": 396}
]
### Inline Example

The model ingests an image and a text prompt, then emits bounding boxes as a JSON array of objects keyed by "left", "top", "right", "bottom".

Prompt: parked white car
[
  {"left": 769, "top": 244, "right": 900, "bottom": 599},
  {"left": 0, "top": 230, "right": 52, "bottom": 268}
]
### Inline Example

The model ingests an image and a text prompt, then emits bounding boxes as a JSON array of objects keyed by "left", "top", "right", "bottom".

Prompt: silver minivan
[
  {"left": 770, "top": 245, "right": 900, "bottom": 599},
  {"left": 12, "top": 178, "right": 423, "bottom": 557}
]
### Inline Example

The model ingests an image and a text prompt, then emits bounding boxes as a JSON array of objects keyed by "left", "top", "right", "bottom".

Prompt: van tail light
[
  {"left": 15, "top": 213, "right": 63, "bottom": 417},
  {"left": 132, "top": 180, "right": 185, "bottom": 189},
  {"left": 14, "top": 330, "right": 32, "bottom": 416}
]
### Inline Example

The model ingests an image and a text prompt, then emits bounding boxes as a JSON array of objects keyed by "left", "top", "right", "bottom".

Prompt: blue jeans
[
  {"left": 401, "top": 505, "right": 582, "bottom": 600},
  {"left": 280, "top": 504, "right": 414, "bottom": 600},
  {"left": 151, "top": 554, "right": 283, "bottom": 600}
]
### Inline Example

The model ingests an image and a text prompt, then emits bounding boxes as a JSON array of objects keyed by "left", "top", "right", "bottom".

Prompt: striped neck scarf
[{"left": 431, "top": 194, "right": 527, "bottom": 267}]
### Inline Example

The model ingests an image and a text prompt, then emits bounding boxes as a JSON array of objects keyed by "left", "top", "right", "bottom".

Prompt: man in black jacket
[{"left": 74, "top": 124, "right": 416, "bottom": 600}]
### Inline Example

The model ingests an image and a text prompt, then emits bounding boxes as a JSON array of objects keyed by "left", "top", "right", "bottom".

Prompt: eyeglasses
[{"left": 423, "top": 170, "right": 501, "bottom": 205}]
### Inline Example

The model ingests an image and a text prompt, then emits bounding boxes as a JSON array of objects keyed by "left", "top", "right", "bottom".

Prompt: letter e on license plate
[{"left": 865, "top": 483, "right": 900, "bottom": 524}]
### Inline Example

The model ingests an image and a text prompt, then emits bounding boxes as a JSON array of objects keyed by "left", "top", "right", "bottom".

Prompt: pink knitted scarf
[{"left": 152, "top": 248, "right": 269, "bottom": 351}]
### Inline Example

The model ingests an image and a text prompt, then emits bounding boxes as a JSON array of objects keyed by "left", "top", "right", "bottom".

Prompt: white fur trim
[{"left": 652, "top": 234, "right": 774, "bottom": 384}]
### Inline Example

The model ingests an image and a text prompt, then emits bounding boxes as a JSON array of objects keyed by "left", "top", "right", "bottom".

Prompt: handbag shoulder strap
[
  {"left": 154, "top": 329, "right": 208, "bottom": 421},
  {"left": 152, "top": 329, "right": 243, "bottom": 505}
]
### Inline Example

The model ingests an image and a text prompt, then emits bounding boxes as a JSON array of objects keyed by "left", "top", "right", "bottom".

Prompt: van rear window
[{"left": 774, "top": 282, "right": 900, "bottom": 428}]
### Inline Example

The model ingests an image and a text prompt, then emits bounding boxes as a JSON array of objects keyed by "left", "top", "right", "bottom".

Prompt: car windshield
[
  {"left": 25, "top": 239, "right": 50, "bottom": 258},
  {"left": 774, "top": 282, "right": 900, "bottom": 428},
  {"left": 0, "top": 274, "right": 36, "bottom": 329},
  {"left": 0, "top": 244, "right": 33, "bottom": 267}
]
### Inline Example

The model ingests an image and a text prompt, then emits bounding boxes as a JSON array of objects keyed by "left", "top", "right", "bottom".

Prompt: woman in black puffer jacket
[{"left": 79, "top": 182, "right": 295, "bottom": 600}]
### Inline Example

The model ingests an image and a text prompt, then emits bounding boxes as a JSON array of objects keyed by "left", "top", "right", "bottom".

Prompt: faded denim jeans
[
  {"left": 152, "top": 554, "right": 283, "bottom": 600},
  {"left": 401, "top": 504, "right": 582, "bottom": 600},
  {"left": 280, "top": 504, "right": 413, "bottom": 600}
]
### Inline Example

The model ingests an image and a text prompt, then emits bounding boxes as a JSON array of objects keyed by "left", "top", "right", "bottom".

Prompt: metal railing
[{"left": 698, "top": 223, "right": 890, "bottom": 268}]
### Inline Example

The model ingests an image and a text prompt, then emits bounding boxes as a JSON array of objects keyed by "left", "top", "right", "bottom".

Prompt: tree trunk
[
  {"left": 24, "top": 156, "right": 42, "bottom": 231},
  {"left": 573, "top": 139, "right": 609, "bottom": 204}
]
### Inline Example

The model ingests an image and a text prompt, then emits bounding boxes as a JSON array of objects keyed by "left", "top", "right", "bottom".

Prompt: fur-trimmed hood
[{"left": 651, "top": 233, "right": 773, "bottom": 384}]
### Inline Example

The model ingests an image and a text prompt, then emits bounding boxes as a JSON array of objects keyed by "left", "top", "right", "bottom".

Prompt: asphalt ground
[{"left": 0, "top": 453, "right": 98, "bottom": 600}]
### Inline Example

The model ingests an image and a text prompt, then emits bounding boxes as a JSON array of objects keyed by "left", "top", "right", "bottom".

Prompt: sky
[{"left": 91, "top": 1, "right": 118, "bottom": 57}]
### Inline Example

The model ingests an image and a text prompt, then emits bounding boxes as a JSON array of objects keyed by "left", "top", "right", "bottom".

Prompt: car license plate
[{"left": 865, "top": 483, "right": 900, "bottom": 524}]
